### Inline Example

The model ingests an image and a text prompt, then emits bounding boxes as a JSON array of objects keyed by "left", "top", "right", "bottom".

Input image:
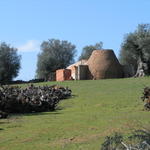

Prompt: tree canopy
[
  {"left": 78, "top": 42, "right": 103, "bottom": 60},
  {"left": 119, "top": 24, "right": 150, "bottom": 76},
  {"left": 0, "top": 42, "right": 21, "bottom": 83},
  {"left": 36, "top": 39, "right": 76, "bottom": 79}
]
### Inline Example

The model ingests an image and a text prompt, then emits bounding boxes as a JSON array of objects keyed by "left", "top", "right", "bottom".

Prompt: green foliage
[
  {"left": 36, "top": 39, "right": 76, "bottom": 79},
  {"left": 0, "top": 42, "right": 21, "bottom": 83},
  {"left": 101, "top": 129, "right": 150, "bottom": 150},
  {"left": 101, "top": 133, "right": 125, "bottom": 150},
  {"left": 79, "top": 42, "right": 103, "bottom": 60},
  {"left": 119, "top": 24, "right": 150, "bottom": 73},
  {"left": 129, "top": 129, "right": 150, "bottom": 146}
]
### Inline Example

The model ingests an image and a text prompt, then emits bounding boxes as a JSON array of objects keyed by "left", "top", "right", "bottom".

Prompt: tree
[
  {"left": 79, "top": 42, "right": 103, "bottom": 60},
  {"left": 36, "top": 39, "right": 76, "bottom": 79},
  {"left": 0, "top": 42, "right": 21, "bottom": 83},
  {"left": 119, "top": 24, "right": 150, "bottom": 77}
]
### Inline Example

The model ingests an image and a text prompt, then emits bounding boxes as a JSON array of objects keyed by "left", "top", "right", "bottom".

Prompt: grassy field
[{"left": 0, "top": 77, "right": 150, "bottom": 150}]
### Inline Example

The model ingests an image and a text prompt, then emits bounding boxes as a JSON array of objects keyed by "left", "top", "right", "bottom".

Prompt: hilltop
[{"left": 0, "top": 77, "right": 150, "bottom": 150}]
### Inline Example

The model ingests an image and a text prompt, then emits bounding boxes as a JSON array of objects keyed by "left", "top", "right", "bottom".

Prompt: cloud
[{"left": 17, "top": 40, "right": 40, "bottom": 52}]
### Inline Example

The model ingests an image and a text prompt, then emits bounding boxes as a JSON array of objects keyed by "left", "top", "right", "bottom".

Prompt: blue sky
[{"left": 0, "top": 0, "right": 150, "bottom": 80}]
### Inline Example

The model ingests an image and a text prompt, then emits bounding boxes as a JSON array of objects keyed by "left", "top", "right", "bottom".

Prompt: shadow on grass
[
  {"left": 0, "top": 128, "right": 4, "bottom": 131},
  {"left": 1, "top": 96, "right": 76, "bottom": 118},
  {"left": 60, "top": 94, "right": 78, "bottom": 101},
  {"left": 0, "top": 121, "right": 8, "bottom": 124},
  {"left": 1, "top": 106, "right": 64, "bottom": 118},
  {"left": 69, "top": 94, "right": 78, "bottom": 99},
  {"left": 22, "top": 107, "right": 63, "bottom": 117}
]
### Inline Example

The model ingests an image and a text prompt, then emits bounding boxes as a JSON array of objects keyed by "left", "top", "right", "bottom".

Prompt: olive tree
[
  {"left": 119, "top": 24, "right": 150, "bottom": 77},
  {"left": 0, "top": 42, "right": 21, "bottom": 83},
  {"left": 79, "top": 42, "right": 103, "bottom": 60},
  {"left": 36, "top": 39, "right": 76, "bottom": 79}
]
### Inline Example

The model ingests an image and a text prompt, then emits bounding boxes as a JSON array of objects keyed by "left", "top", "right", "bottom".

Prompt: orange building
[
  {"left": 56, "top": 59, "right": 91, "bottom": 81},
  {"left": 56, "top": 69, "right": 71, "bottom": 81}
]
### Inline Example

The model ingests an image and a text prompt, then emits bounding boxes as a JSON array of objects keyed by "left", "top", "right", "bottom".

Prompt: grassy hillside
[{"left": 0, "top": 77, "right": 150, "bottom": 150}]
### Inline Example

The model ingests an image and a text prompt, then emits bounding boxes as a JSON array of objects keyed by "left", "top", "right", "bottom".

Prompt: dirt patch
[
  {"left": 50, "top": 120, "right": 141, "bottom": 147},
  {"left": 50, "top": 127, "right": 122, "bottom": 147},
  {"left": 21, "top": 137, "right": 34, "bottom": 143}
]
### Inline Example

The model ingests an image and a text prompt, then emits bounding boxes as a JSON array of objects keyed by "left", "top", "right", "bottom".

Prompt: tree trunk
[{"left": 134, "top": 57, "right": 148, "bottom": 77}]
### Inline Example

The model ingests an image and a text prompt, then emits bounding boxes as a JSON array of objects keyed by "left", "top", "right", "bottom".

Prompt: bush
[
  {"left": 101, "top": 129, "right": 150, "bottom": 150},
  {"left": 141, "top": 87, "right": 150, "bottom": 110}
]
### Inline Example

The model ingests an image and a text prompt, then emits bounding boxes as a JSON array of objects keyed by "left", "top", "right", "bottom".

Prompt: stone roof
[{"left": 67, "top": 59, "right": 88, "bottom": 69}]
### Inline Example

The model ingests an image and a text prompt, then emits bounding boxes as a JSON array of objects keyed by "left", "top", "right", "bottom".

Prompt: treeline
[
  {"left": 1, "top": 23, "right": 150, "bottom": 83},
  {"left": 2, "top": 79, "right": 45, "bottom": 85}
]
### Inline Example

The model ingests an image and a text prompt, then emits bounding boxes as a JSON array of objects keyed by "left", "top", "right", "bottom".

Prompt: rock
[{"left": 0, "top": 85, "right": 72, "bottom": 113}]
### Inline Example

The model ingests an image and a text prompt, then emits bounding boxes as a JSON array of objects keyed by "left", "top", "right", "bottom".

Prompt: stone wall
[{"left": 56, "top": 69, "right": 71, "bottom": 81}]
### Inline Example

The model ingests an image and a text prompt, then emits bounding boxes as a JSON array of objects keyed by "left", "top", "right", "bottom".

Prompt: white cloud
[{"left": 17, "top": 40, "right": 40, "bottom": 52}]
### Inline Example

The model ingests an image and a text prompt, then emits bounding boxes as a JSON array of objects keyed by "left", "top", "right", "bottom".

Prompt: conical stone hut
[{"left": 88, "top": 50, "right": 123, "bottom": 79}]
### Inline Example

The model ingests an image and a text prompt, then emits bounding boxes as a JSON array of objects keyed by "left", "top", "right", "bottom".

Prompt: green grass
[{"left": 0, "top": 77, "right": 150, "bottom": 150}]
